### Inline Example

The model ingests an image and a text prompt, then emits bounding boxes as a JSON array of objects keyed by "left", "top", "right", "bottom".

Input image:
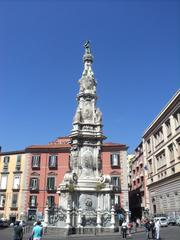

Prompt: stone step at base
[{"left": 46, "top": 226, "right": 118, "bottom": 236}]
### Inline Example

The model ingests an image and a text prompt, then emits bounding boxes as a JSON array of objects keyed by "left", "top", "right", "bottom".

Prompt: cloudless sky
[{"left": 0, "top": 0, "right": 179, "bottom": 153}]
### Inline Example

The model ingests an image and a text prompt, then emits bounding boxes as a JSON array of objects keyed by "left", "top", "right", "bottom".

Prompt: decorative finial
[
  {"left": 83, "top": 40, "right": 93, "bottom": 63},
  {"left": 84, "top": 40, "right": 91, "bottom": 54}
]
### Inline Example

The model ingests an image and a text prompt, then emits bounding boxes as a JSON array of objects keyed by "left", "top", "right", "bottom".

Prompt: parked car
[
  {"left": 168, "top": 217, "right": 176, "bottom": 225},
  {"left": 154, "top": 217, "right": 168, "bottom": 227},
  {"left": 176, "top": 216, "right": 180, "bottom": 226},
  {"left": 10, "top": 220, "right": 27, "bottom": 227},
  {"left": 0, "top": 219, "right": 9, "bottom": 228}
]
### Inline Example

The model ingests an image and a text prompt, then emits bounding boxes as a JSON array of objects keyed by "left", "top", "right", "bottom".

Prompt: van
[{"left": 154, "top": 217, "right": 168, "bottom": 227}]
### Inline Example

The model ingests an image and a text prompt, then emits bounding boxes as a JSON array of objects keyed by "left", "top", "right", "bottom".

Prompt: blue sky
[{"left": 0, "top": 0, "right": 179, "bottom": 153}]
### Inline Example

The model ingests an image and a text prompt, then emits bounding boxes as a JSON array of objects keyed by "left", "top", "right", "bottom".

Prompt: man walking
[
  {"left": 13, "top": 221, "right": 23, "bottom": 240},
  {"left": 145, "top": 219, "right": 151, "bottom": 239},
  {"left": 32, "top": 220, "right": 43, "bottom": 240},
  {"left": 150, "top": 220, "right": 156, "bottom": 239}
]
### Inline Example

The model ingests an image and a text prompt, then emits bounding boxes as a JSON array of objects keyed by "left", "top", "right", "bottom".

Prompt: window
[
  {"left": 156, "top": 151, "right": 166, "bottom": 169},
  {"left": 168, "top": 144, "right": 174, "bottom": 162},
  {"left": 165, "top": 120, "right": 171, "bottom": 137},
  {"left": 13, "top": 176, "right": 20, "bottom": 189},
  {"left": 174, "top": 109, "right": 180, "bottom": 129},
  {"left": 177, "top": 138, "right": 180, "bottom": 157},
  {"left": 47, "top": 196, "right": 55, "bottom": 208},
  {"left": 154, "top": 128, "right": 164, "bottom": 147},
  {"left": 3, "top": 156, "right": 9, "bottom": 172},
  {"left": 147, "top": 139, "right": 151, "bottom": 154},
  {"left": 0, "top": 175, "right": 7, "bottom": 190},
  {"left": 30, "top": 178, "right": 39, "bottom": 190},
  {"left": 114, "top": 195, "right": 120, "bottom": 205},
  {"left": 47, "top": 177, "right": 55, "bottom": 190},
  {"left": 32, "top": 155, "right": 40, "bottom": 168},
  {"left": 29, "top": 195, "right": 37, "bottom": 207},
  {"left": 110, "top": 153, "right": 120, "bottom": 167},
  {"left": 11, "top": 194, "right": 18, "bottom": 208},
  {"left": 3, "top": 156, "right": 9, "bottom": 164},
  {"left": 15, "top": 155, "right": 21, "bottom": 171},
  {"left": 0, "top": 194, "right": 5, "bottom": 208},
  {"left": 148, "top": 159, "right": 153, "bottom": 173},
  {"left": 111, "top": 176, "right": 121, "bottom": 192},
  {"left": 49, "top": 155, "right": 57, "bottom": 168}
]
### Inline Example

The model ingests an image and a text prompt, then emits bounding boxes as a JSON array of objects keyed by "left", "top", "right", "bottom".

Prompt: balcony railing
[
  {"left": 11, "top": 204, "right": 18, "bottom": 210},
  {"left": 0, "top": 188, "right": 6, "bottom": 192},
  {"left": 30, "top": 187, "right": 39, "bottom": 193},
  {"left": 47, "top": 186, "right": 57, "bottom": 193},
  {"left": 112, "top": 186, "right": 121, "bottom": 192},
  {"left": 29, "top": 203, "right": 37, "bottom": 208},
  {"left": 12, "top": 185, "right": 20, "bottom": 191}
]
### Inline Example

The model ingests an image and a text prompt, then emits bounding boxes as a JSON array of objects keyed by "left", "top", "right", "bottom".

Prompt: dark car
[
  {"left": 0, "top": 220, "right": 9, "bottom": 228},
  {"left": 168, "top": 217, "right": 176, "bottom": 226}
]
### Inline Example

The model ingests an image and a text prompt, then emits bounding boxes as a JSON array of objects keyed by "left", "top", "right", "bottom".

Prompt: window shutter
[
  {"left": 110, "top": 154, "right": 113, "bottom": 166},
  {"left": 118, "top": 154, "right": 120, "bottom": 166},
  {"left": 0, "top": 175, "right": 7, "bottom": 189}
]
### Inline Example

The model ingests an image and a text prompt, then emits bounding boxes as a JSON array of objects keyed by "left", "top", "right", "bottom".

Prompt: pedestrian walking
[
  {"left": 155, "top": 219, "right": 160, "bottom": 240},
  {"left": 145, "top": 219, "right": 151, "bottom": 239},
  {"left": 121, "top": 220, "right": 128, "bottom": 239},
  {"left": 133, "top": 221, "right": 137, "bottom": 233},
  {"left": 13, "top": 221, "right": 23, "bottom": 240},
  {"left": 150, "top": 220, "right": 156, "bottom": 239},
  {"left": 32, "top": 220, "right": 43, "bottom": 240}
]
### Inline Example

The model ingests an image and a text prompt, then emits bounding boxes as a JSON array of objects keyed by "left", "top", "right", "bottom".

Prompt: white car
[{"left": 154, "top": 217, "right": 168, "bottom": 227}]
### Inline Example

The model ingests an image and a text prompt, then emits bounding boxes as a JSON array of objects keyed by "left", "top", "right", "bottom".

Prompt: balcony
[
  {"left": 30, "top": 187, "right": 39, "bottom": 193},
  {"left": 112, "top": 185, "right": 121, "bottom": 192},
  {"left": 31, "top": 165, "right": 40, "bottom": 170},
  {"left": 10, "top": 205, "right": 18, "bottom": 211},
  {"left": 12, "top": 185, "right": 20, "bottom": 192},
  {"left": 0, "top": 188, "right": 6, "bottom": 192},
  {"left": 47, "top": 186, "right": 57, "bottom": 193},
  {"left": 29, "top": 203, "right": 37, "bottom": 208}
]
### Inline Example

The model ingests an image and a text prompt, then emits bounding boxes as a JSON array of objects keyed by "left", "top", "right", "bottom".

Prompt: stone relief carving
[
  {"left": 85, "top": 198, "right": 93, "bottom": 209},
  {"left": 95, "top": 108, "right": 102, "bottom": 124},
  {"left": 70, "top": 150, "right": 78, "bottom": 169},
  {"left": 73, "top": 109, "right": 81, "bottom": 123},
  {"left": 81, "top": 149, "right": 94, "bottom": 176},
  {"left": 79, "top": 75, "right": 96, "bottom": 94},
  {"left": 82, "top": 101, "right": 93, "bottom": 122}
]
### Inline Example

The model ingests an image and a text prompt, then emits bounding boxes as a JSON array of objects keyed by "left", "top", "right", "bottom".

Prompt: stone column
[
  {"left": 77, "top": 208, "right": 82, "bottom": 228},
  {"left": 110, "top": 206, "right": 115, "bottom": 229},
  {"left": 96, "top": 208, "right": 101, "bottom": 228},
  {"left": 44, "top": 207, "right": 49, "bottom": 224},
  {"left": 66, "top": 205, "right": 71, "bottom": 229}
]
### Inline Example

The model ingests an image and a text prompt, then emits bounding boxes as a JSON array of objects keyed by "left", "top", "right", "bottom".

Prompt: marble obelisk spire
[{"left": 69, "top": 41, "right": 105, "bottom": 180}]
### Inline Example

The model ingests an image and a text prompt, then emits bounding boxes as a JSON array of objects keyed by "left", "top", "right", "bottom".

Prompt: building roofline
[
  {"left": 0, "top": 150, "right": 25, "bottom": 156},
  {"left": 0, "top": 141, "right": 128, "bottom": 154},
  {"left": 143, "top": 89, "right": 180, "bottom": 138}
]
